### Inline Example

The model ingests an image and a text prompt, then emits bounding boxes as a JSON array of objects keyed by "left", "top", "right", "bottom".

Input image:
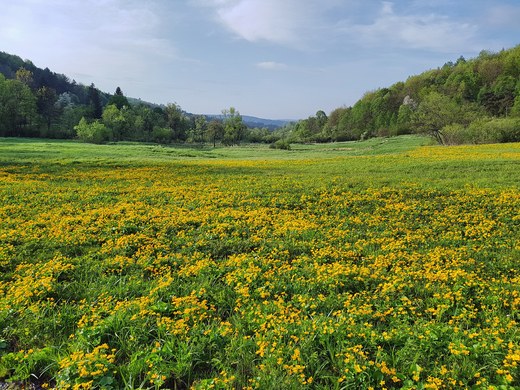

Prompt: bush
[
  {"left": 442, "top": 117, "right": 520, "bottom": 145},
  {"left": 468, "top": 117, "right": 520, "bottom": 144},
  {"left": 74, "top": 117, "right": 112, "bottom": 144},
  {"left": 442, "top": 123, "right": 474, "bottom": 145},
  {"left": 152, "top": 127, "right": 174, "bottom": 144},
  {"left": 485, "top": 117, "right": 520, "bottom": 142},
  {"left": 269, "top": 139, "right": 291, "bottom": 150}
]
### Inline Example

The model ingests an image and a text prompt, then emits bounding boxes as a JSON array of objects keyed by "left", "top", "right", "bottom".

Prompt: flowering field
[{"left": 0, "top": 138, "right": 519, "bottom": 389}]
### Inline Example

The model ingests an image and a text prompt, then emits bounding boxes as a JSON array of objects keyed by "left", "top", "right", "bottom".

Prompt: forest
[
  {"left": 290, "top": 45, "right": 520, "bottom": 145},
  {"left": 1, "top": 45, "right": 519, "bottom": 146}
]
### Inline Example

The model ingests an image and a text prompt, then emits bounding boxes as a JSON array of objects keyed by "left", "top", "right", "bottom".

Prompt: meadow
[{"left": 0, "top": 136, "right": 519, "bottom": 389}]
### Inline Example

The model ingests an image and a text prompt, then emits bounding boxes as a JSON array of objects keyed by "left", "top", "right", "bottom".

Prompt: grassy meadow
[{"left": 0, "top": 136, "right": 519, "bottom": 389}]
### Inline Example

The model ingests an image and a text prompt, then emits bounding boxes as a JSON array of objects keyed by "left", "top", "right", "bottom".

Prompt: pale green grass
[{"left": 0, "top": 135, "right": 432, "bottom": 164}]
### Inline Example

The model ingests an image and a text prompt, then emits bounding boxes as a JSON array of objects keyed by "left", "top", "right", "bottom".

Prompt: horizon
[{"left": 1, "top": 1, "right": 519, "bottom": 120}]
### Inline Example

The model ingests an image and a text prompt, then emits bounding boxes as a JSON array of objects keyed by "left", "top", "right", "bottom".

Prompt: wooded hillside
[{"left": 289, "top": 45, "right": 520, "bottom": 144}]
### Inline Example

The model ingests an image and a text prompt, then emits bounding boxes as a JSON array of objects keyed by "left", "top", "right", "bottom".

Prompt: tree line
[
  {"left": 0, "top": 70, "right": 274, "bottom": 146},
  {"left": 281, "top": 45, "right": 520, "bottom": 145},
  {"left": 0, "top": 51, "right": 287, "bottom": 145},
  {"left": 1, "top": 45, "right": 520, "bottom": 146}
]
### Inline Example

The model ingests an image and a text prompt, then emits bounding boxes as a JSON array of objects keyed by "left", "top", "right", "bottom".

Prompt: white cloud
[
  {"left": 256, "top": 61, "right": 288, "bottom": 70},
  {"left": 216, "top": 0, "right": 308, "bottom": 45},
  {"left": 342, "top": 1, "right": 478, "bottom": 53},
  {"left": 0, "top": 0, "right": 177, "bottom": 91},
  {"left": 195, "top": 0, "right": 344, "bottom": 48}
]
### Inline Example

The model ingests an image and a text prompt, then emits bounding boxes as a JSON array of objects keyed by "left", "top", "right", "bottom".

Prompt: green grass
[
  {"left": 1, "top": 135, "right": 517, "bottom": 190},
  {"left": 0, "top": 135, "right": 433, "bottom": 163}
]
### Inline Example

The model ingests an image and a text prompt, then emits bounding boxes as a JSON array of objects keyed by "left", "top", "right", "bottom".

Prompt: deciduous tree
[
  {"left": 206, "top": 119, "right": 224, "bottom": 147},
  {"left": 222, "top": 107, "right": 245, "bottom": 145}
]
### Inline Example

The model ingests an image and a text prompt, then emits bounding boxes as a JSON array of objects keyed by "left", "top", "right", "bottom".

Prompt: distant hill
[
  {"left": 205, "top": 114, "right": 292, "bottom": 130},
  {"left": 0, "top": 51, "right": 292, "bottom": 128},
  {"left": 241, "top": 115, "right": 294, "bottom": 130}
]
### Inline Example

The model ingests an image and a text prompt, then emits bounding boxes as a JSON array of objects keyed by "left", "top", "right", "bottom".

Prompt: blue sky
[{"left": 1, "top": 1, "right": 519, "bottom": 119}]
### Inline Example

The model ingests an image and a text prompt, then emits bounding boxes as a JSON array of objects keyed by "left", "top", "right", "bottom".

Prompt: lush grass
[
  {"left": 0, "top": 136, "right": 519, "bottom": 389},
  {"left": 0, "top": 135, "right": 433, "bottom": 163}
]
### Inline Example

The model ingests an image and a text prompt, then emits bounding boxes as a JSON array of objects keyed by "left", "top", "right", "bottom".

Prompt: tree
[
  {"left": 247, "top": 127, "right": 270, "bottom": 143},
  {"left": 0, "top": 75, "right": 38, "bottom": 137},
  {"left": 396, "top": 104, "right": 414, "bottom": 134},
  {"left": 324, "top": 107, "right": 353, "bottom": 141},
  {"left": 74, "top": 117, "right": 112, "bottom": 144},
  {"left": 315, "top": 110, "right": 328, "bottom": 129},
  {"left": 164, "top": 103, "right": 189, "bottom": 141},
  {"left": 190, "top": 115, "right": 207, "bottom": 143},
  {"left": 88, "top": 83, "right": 103, "bottom": 119},
  {"left": 55, "top": 105, "right": 88, "bottom": 139},
  {"left": 36, "top": 86, "right": 58, "bottom": 132},
  {"left": 411, "top": 92, "right": 461, "bottom": 144},
  {"left": 15, "top": 67, "right": 34, "bottom": 88},
  {"left": 102, "top": 104, "right": 128, "bottom": 140},
  {"left": 478, "top": 75, "right": 516, "bottom": 116},
  {"left": 55, "top": 92, "right": 79, "bottom": 109},
  {"left": 222, "top": 107, "right": 245, "bottom": 145},
  {"left": 511, "top": 92, "right": 520, "bottom": 117},
  {"left": 132, "top": 104, "right": 159, "bottom": 141},
  {"left": 206, "top": 119, "right": 224, "bottom": 147},
  {"left": 108, "top": 87, "right": 129, "bottom": 109}
]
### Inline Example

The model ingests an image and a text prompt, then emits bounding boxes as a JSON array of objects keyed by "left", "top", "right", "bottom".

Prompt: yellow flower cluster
[
  {"left": 57, "top": 344, "right": 116, "bottom": 389},
  {"left": 0, "top": 141, "right": 518, "bottom": 388}
]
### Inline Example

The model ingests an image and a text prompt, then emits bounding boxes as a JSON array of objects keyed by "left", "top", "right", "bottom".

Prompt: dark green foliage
[
  {"left": 36, "top": 86, "right": 58, "bottom": 132},
  {"left": 87, "top": 84, "right": 103, "bottom": 120},
  {"left": 108, "top": 87, "right": 130, "bottom": 109},
  {"left": 0, "top": 51, "right": 108, "bottom": 105}
]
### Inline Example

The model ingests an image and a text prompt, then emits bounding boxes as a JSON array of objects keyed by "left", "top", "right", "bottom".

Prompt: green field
[{"left": 0, "top": 136, "right": 519, "bottom": 389}]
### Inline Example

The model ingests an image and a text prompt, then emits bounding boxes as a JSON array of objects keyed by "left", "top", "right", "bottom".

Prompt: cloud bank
[
  {"left": 340, "top": 2, "right": 479, "bottom": 53},
  {"left": 195, "top": 1, "right": 483, "bottom": 54}
]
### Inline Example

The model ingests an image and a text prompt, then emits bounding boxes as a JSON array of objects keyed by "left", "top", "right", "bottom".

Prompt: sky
[{"left": 1, "top": 1, "right": 519, "bottom": 119}]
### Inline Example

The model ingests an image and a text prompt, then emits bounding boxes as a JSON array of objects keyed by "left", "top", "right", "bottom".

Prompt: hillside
[
  {"left": 0, "top": 51, "right": 288, "bottom": 132},
  {"left": 289, "top": 45, "right": 520, "bottom": 144},
  {"left": 0, "top": 51, "right": 110, "bottom": 106}
]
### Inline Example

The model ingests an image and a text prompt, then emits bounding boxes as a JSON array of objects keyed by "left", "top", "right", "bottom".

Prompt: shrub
[
  {"left": 442, "top": 117, "right": 520, "bottom": 145},
  {"left": 442, "top": 123, "right": 469, "bottom": 145},
  {"left": 485, "top": 117, "right": 520, "bottom": 142},
  {"left": 269, "top": 139, "right": 291, "bottom": 150},
  {"left": 74, "top": 117, "right": 112, "bottom": 144},
  {"left": 152, "top": 127, "right": 174, "bottom": 144},
  {"left": 467, "top": 117, "right": 520, "bottom": 144}
]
